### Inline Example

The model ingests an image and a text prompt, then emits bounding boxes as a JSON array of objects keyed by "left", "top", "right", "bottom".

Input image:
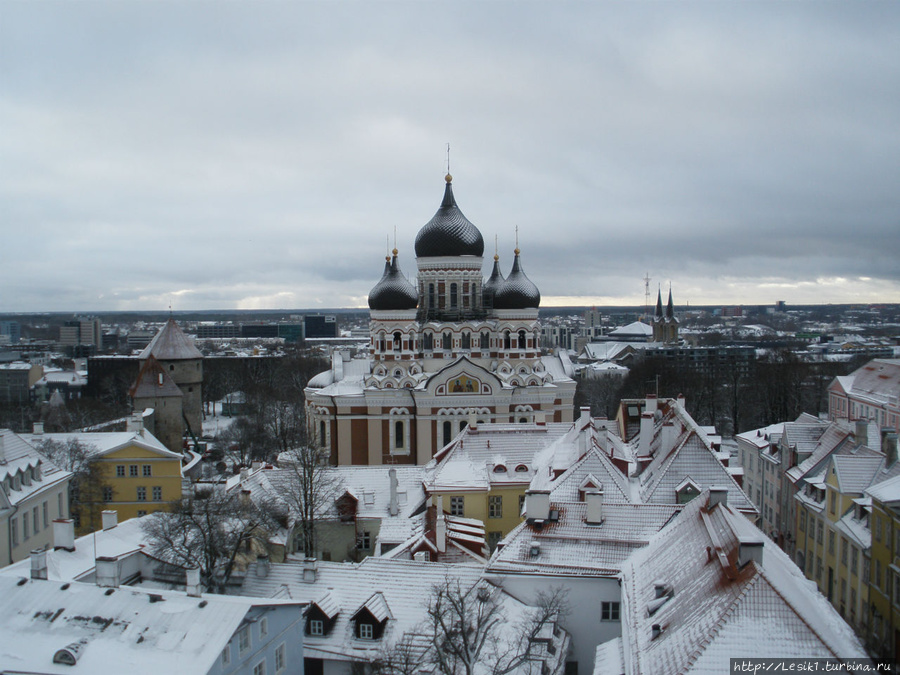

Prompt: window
[
  {"left": 841, "top": 538, "right": 848, "bottom": 566},
  {"left": 799, "top": 510, "right": 806, "bottom": 532},
  {"left": 152, "top": 486, "right": 162, "bottom": 501},
  {"left": 10, "top": 518, "right": 17, "bottom": 547},
  {"left": 424, "top": 333, "right": 433, "bottom": 350},
  {"left": 395, "top": 421, "right": 404, "bottom": 450},
  {"left": 875, "top": 516, "right": 882, "bottom": 542},
  {"left": 143, "top": 465, "right": 152, "bottom": 477},
  {"left": 519, "top": 494, "right": 526, "bottom": 514},
  {"left": 828, "top": 531, "right": 835, "bottom": 555},
  {"left": 393, "top": 332, "right": 402, "bottom": 352},
  {"left": 450, "top": 496, "right": 464, "bottom": 516},
  {"left": 360, "top": 531, "right": 371, "bottom": 550},
  {"left": 239, "top": 625, "right": 251, "bottom": 654},
  {"left": 488, "top": 531, "right": 502, "bottom": 550},
  {"left": 489, "top": 495, "right": 502, "bottom": 518},
  {"left": 461, "top": 332, "right": 470, "bottom": 350},
  {"left": 450, "top": 283, "right": 458, "bottom": 308},
  {"left": 221, "top": 645, "right": 231, "bottom": 666},
  {"left": 129, "top": 465, "right": 138, "bottom": 477},
  {"left": 136, "top": 510, "right": 147, "bottom": 517},
  {"left": 504, "top": 331, "right": 511, "bottom": 350},
  {"left": 601, "top": 602, "right": 620, "bottom": 621},
  {"left": 103, "top": 487, "right": 113, "bottom": 502},
  {"left": 260, "top": 617, "right": 268, "bottom": 637},
  {"left": 137, "top": 486, "right": 147, "bottom": 501},
  {"left": 829, "top": 490, "right": 836, "bottom": 515},
  {"left": 23, "top": 516, "right": 29, "bottom": 540},
  {"left": 309, "top": 619, "right": 324, "bottom": 636},
  {"left": 275, "top": 643, "right": 286, "bottom": 673},
  {"left": 33, "top": 507, "right": 40, "bottom": 533},
  {"left": 359, "top": 623, "right": 374, "bottom": 640},
  {"left": 817, "top": 520, "right": 824, "bottom": 545},
  {"left": 518, "top": 330, "right": 527, "bottom": 349},
  {"left": 851, "top": 546, "right": 859, "bottom": 576},
  {"left": 480, "top": 332, "right": 489, "bottom": 349},
  {"left": 442, "top": 332, "right": 451, "bottom": 350},
  {"left": 116, "top": 465, "right": 125, "bottom": 477},
  {"left": 58, "top": 492, "right": 63, "bottom": 517},
  {"left": 42, "top": 501, "right": 49, "bottom": 528},
  {"left": 443, "top": 421, "right": 452, "bottom": 447},
  {"left": 253, "top": 660, "right": 266, "bottom": 675},
  {"left": 319, "top": 421, "right": 327, "bottom": 447}
]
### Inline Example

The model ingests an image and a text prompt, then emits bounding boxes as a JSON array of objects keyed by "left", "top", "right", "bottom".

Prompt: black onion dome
[
  {"left": 414, "top": 175, "right": 485, "bottom": 258},
  {"left": 482, "top": 254, "right": 505, "bottom": 305},
  {"left": 368, "top": 251, "right": 418, "bottom": 310},
  {"left": 493, "top": 249, "right": 541, "bottom": 309}
]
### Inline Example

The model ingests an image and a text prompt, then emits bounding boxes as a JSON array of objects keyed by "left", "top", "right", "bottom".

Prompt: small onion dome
[
  {"left": 414, "top": 175, "right": 485, "bottom": 258},
  {"left": 368, "top": 250, "right": 418, "bottom": 310},
  {"left": 493, "top": 249, "right": 540, "bottom": 309},
  {"left": 482, "top": 253, "right": 505, "bottom": 305}
]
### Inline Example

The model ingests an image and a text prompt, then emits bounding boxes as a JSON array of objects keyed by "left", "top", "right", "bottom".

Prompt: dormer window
[
  {"left": 359, "top": 623, "right": 374, "bottom": 640},
  {"left": 351, "top": 592, "right": 391, "bottom": 641},
  {"left": 309, "top": 619, "right": 323, "bottom": 636},
  {"left": 515, "top": 464, "right": 529, "bottom": 473},
  {"left": 493, "top": 464, "right": 507, "bottom": 473},
  {"left": 675, "top": 478, "right": 700, "bottom": 505}
]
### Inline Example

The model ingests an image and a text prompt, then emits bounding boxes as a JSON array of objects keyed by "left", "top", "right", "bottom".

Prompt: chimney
[
  {"left": 645, "top": 394, "right": 658, "bottom": 415},
  {"left": 738, "top": 538, "right": 765, "bottom": 568},
  {"left": 185, "top": 566, "right": 202, "bottom": 597},
  {"left": 53, "top": 519, "right": 75, "bottom": 552},
  {"left": 676, "top": 394, "right": 686, "bottom": 410},
  {"left": 388, "top": 468, "right": 399, "bottom": 516},
  {"left": 708, "top": 487, "right": 728, "bottom": 509},
  {"left": 595, "top": 424, "right": 608, "bottom": 454},
  {"left": 33, "top": 422, "right": 44, "bottom": 436},
  {"left": 534, "top": 411, "right": 546, "bottom": 426},
  {"left": 639, "top": 412, "right": 654, "bottom": 457},
  {"left": 255, "top": 553, "right": 270, "bottom": 578},
  {"left": 884, "top": 432, "right": 899, "bottom": 468},
  {"left": 525, "top": 490, "right": 551, "bottom": 521},
  {"left": 101, "top": 510, "right": 118, "bottom": 531},
  {"left": 414, "top": 551, "right": 428, "bottom": 562},
  {"left": 579, "top": 406, "right": 590, "bottom": 428},
  {"left": 855, "top": 419, "right": 869, "bottom": 445},
  {"left": 302, "top": 557, "right": 317, "bottom": 583},
  {"left": 436, "top": 512, "right": 447, "bottom": 553},
  {"left": 127, "top": 411, "right": 143, "bottom": 433},
  {"left": 31, "top": 548, "right": 48, "bottom": 580},
  {"left": 585, "top": 488, "right": 604, "bottom": 525},
  {"left": 468, "top": 411, "right": 478, "bottom": 431},
  {"left": 95, "top": 556, "right": 120, "bottom": 588},
  {"left": 240, "top": 467, "right": 250, "bottom": 483},
  {"left": 660, "top": 422, "right": 676, "bottom": 454},
  {"left": 251, "top": 460, "right": 262, "bottom": 471}
]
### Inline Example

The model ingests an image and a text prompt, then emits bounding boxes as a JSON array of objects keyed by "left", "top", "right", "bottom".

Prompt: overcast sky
[{"left": 2, "top": 2, "right": 899, "bottom": 313}]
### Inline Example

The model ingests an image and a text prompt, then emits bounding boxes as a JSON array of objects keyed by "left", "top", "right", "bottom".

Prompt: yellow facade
[
  {"left": 432, "top": 484, "right": 526, "bottom": 550},
  {"left": 867, "top": 499, "right": 900, "bottom": 658},
  {"left": 84, "top": 443, "right": 182, "bottom": 534}
]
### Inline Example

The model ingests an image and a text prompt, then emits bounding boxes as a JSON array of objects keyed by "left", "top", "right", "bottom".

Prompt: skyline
[{"left": 2, "top": 2, "right": 899, "bottom": 313}]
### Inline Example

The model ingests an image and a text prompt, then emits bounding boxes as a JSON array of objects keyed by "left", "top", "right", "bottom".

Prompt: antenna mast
[{"left": 643, "top": 272, "right": 651, "bottom": 320}]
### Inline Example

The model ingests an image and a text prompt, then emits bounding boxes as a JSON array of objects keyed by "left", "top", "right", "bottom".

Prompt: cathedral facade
[{"left": 305, "top": 175, "right": 576, "bottom": 466}]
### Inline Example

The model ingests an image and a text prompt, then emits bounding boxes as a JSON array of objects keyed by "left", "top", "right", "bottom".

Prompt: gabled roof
[
  {"left": 23, "top": 428, "right": 181, "bottom": 461},
  {"left": 312, "top": 590, "right": 341, "bottom": 620},
  {"left": 602, "top": 490, "right": 868, "bottom": 675},
  {"left": 355, "top": 591, "right": 393, "bottom": 623},
  {"left": 547, "top": 448, "right": 633, "bottom": 504},
  {"left": 129, "top": 355, "right": 184, "bottom": 399},
  {"left": 831, "top": 454, "right": 884, "bottom": 494},
  {"left": 139, "top": 319, "right": 203, "bottom": 361}
]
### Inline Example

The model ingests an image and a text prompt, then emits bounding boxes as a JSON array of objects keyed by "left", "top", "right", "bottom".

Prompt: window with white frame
[
  {"left": 221, "top": 645, "right": 231, "bottom": 665},
  {"left": 450, "top": 496, "right": 464, "bottom": 516},
  {"left": 489, "top": 495, "right": 502, "bottom": 518},
  {"left": 239, "top": 625, "right": 251, "bottom": 654},
  {"left": 359, "top": 623, "right": 374, "bottom": 640},
  {"left": 309, "top": 619, "right": 324, "bottom": 636},
  {"left": 253, "top": 659, "right": 266, "bottom": 675},
  {"left": 275, "top": 643, "right": 286, "bottom": 673},
  {"left": 152, "top": 486, "right": 162, "bottom": 501},
  {"left": 260, "top": 617, "right": 268, "bottom": 637}
]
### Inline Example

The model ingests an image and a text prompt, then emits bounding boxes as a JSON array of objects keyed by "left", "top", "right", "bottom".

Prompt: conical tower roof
[
  {"left": 655, "top": 289, "right": 664, "bottom": 321},
  {"left": 666, "top": 287, "right": 678, "bottom": 322},
  {"left": 368, "top": 250, "right": 418, "bottom": 310},
  {"left": 414, "top": 175, "right": 484, "bottom": 258},
  {"left": 493, "top": 249, "right": 540, "bottom": 310},
  {"left": 129, "top": 355, "right": 184, "bottom": 399},
  {"left": 482, "top": 253, "right": 505, "bottom": 305},
  {"left": 139, "top": 319, "right": 203, "bottom": 361}
]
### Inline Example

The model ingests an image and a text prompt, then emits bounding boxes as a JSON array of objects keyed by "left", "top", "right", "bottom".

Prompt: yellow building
[
  {"left": 24, "top": 420, "right": 182, "bottom": 534},
  {"left": 865, "top": 465, "right": 900, "bottom": 660}
]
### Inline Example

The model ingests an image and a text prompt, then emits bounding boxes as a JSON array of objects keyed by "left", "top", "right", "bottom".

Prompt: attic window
[
  {"left": 515, "top": 464, "right": 529, "bottom": 473},
  {"left": 493, "top": 464, "right": 507, "bottom": 473}
]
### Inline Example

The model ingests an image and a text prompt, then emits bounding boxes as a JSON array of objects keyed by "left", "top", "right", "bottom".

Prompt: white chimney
[
  {"left": 388, "top": 468, "right": 399, "bottom": 516},
  {"left": 302, "top": 557, "right": 317, "bottom": 583},
  {"left": 31, "top": 549, "right": 48, "bottom": 580},
  {"left": 585, "top": 488, "right": 604, "bottom": 525},
  {"left": 645, "top": 394, "right": 658, "bottom": 415},
  {"left": 414, "top": 551, "right": 428, "bottom": 562},
  {"left": 101, "top": 510, "right": 118, "bottom": 531},
  {"left": 436, "top": 512, "right": 447, "bottom": 553},
  {"left": 579, "top": 406, "right": 590, "bottom": 428},
  {"left": 468, "top": 411, "right": 478, "bottom": 431},
  {"left": 251, "top": 460, "right": 262, "bottom": 471},
  {"left": 708, "top": 487, "right": 728, "bottom": 509},
  {"left": 534, "top": 411, "right": 546, "bottom": 426},
  {"left": 240, "top": 467, "right": 250, "bottom": 482},
  {"left": 95, "top": 556, "right": 120, "bottom": 588},
  {"left": 255, "top": 553, "right": 270, "bottom": 578},
  {"left": 676, "top": 394, "right": 686, "bottom": 410},
  {"left": 595, "top": 425, "right": 608, "bottom": 454},
  {"left": 661, "top": 422, "right": 676, "bottom": 454},
  {"left": 53, "top": 519, "right": 75, "bottom": 552},
  {"left": 738, "top": 538, "right": 765, "bottom": 568},
  {"left": 185, "top": 566, "right": 202, "bottom": 597},
  {"left": 33, "top": 422, "right": 44, "bottom": 436},
  {"left": 127, "top": 411, "right": 143, "bottom": 433},
  {"left": 639, "top": 412, "right": 654, "bottom": 457},
  {"left": 525, "top": 490, "right": 551, "bottom": 521}
]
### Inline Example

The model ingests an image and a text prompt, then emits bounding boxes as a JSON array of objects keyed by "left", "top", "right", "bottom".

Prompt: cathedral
[{"left": 305, "top": 174, "right": 576, "bottom": 466}]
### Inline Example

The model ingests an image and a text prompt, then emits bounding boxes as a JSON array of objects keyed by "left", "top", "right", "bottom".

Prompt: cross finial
[{"left": 446, "top": 143, "right": 451, "bottom": 175}]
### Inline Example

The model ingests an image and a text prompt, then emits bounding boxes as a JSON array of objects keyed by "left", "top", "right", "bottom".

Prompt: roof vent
[
  {"left": 708, "top": 487, "right": 728, "bottom": 509},
  {"left": 529, "top": 541, "right": 541, "bottom": 558},
  {"left": 53, "top": 640, "right": 87, "bottom": 666},
  {"left": 738, "top": 538, "right": 765, "bottom": 568},
  {"left": 651, "top": 624, "right": 663, "bottom": 640}
]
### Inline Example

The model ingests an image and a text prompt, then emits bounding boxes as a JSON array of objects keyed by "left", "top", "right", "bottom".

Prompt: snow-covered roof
[
  {"left": 609, "top": 321, "right": 652, "bottom": 338},
  {"left": 0, "top": 430, "right": 70, "bottom": 506},
  {"left": 840, "top": 359, "right": 900, "bottom": 407},
  {"left": 0, "top": 576, "right": 303, "bottom": 675},
  {"left": 22, "top": 428, "right": 180, "bottom": 460},
  {"left": 601, "top": 489, "right": 868, "bottom": 675}
]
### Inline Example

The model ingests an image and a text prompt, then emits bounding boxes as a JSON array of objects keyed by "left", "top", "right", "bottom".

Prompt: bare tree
[
  {"left": 141, "top": 487, "right": 285, "bottom": 593},
  {"left": 36, "top": 438, "right": 110, "bottom": 533},
  {"left": 374, "top": 580, "right": 569, "bottom": 675},
  {"left": 278, "top": 443, "right": 339, "bottom": 558}
]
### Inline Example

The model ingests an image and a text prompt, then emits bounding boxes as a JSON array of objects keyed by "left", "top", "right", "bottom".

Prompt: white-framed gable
[{"left": 423, "top": 357, "right": 503, "bottom": 398}]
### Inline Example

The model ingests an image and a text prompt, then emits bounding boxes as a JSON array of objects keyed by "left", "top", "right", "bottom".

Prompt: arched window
[
  {"left": 471, "top": 284, "right": 477, "bottom": 308},
  {"left": 480, "top": 332, "right": 490, "bottom": 349},
  {"left": 519, "top": 417, "right": 528, "bottom": 424},
  {"left": 424, "top": 333, "right": 433, "bottom": 350},
  {"left": 450, "top": 283, "right": 458, "bottom": 308},
  {"left": 504, "top": 331, "right": 511, "bottom": 350},
  {"left": 442, "top": 332, "right": 452, "bottom": 350},
  {"left": 428, "top": 283, "right": 435, "bottom": 308},
  {"left": 461, "top": 332, "right": 471, "bottom": 350},
  {"left": 393, "top": 332, "right": 402, "bottom": 351},
  {"left": 319, "top": 421, "right": 327, "bottom": 447},
  {"left": 518, "top": 330, "right": 527, "bottom": 349},
  {"left": 395, "top": 421, "right": 404, "bottom": 449},
  {"left": 443, "top": 421, "right": 452, "bottom": 447}
]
